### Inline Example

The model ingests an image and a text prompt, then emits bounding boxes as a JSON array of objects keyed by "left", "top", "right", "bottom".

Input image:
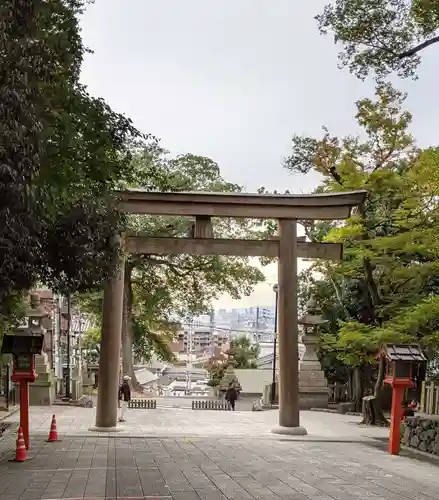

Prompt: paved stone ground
[
  {"left": 0, "top": 406, "right": 439, "bottom": 499},
  {"left": 3, "top": 406, "right": 391, "bottom": 441}
]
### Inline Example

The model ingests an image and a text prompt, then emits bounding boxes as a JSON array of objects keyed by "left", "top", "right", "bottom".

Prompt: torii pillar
[
  {"left": 92, "top": 243, "right": 125, "bottom": 430},
  {"left": 271, "top": 219, "right": 307, "bottom": 435}
]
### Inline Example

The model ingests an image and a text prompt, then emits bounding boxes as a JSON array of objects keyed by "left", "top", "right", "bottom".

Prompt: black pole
[
  {"left": 6, "top": 365, "right": 9, "bottom": 409},
  {"left": 57, "top": 296, "right": 61, "bottom": 379},
  {"left": 65, "top": 292, "right": 71, "bottom": 399},
  {"left": 271, "top": 288, "right": 278, "bottom": 405}
]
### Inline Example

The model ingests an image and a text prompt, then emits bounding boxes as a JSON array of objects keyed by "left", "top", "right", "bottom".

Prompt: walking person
[
  {"left": 118, "top": 375, "right": 131, "bottom": 422},
  {"left": 225, "top": 383, "right": 238, "bottom": 411}
]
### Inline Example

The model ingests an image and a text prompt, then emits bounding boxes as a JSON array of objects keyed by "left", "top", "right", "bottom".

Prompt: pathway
[
  {"left": 0, "top": 406, "right": 437, "bottom": 500},
  {"left": 3, "top": 406, "right": 391, "bottom": 440}
]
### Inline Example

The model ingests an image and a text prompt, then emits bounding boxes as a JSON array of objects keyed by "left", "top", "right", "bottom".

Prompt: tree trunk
[
  {"left": 373, "top": 356, "right": 389, "bottom": 423},
  {"left": 347, "top": 369, "right": 354, "bottom": 401},
  {"left": 360, "top": 357, "right": 389, "bottom": 426},
  {"left": 121, "top": 263, "right": 139, "bottom": 388},
  {"left": 353, "top": 367, "right": 363, "bottom": 412}
]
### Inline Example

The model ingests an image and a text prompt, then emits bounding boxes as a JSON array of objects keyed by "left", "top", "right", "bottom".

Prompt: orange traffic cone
[
  {"left": 47, "top": 414, "right": 60, "bottom": 442},
  {"left": 11, "top": 427, "right": 28, "bottom": 462}
]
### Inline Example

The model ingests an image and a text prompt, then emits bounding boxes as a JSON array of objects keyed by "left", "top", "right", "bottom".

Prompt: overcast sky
[{"left": 79, "top": 0, "right": 438, "bottom": 309}]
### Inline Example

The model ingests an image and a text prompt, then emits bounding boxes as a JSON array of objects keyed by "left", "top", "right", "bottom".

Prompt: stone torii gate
[{"left": 94, "top": 189, "right": 365, "bottom": 435}]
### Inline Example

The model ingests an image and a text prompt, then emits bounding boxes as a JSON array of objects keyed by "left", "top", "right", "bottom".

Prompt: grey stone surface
[
  {"left": 1, "top": 406, "right": 439, "bottom": 499},
  {"left": 3, "top": 403, "right": 394, "bottom": 442},
  {"left": 0, "top": 432, "right": 438, "bottom": 499}
]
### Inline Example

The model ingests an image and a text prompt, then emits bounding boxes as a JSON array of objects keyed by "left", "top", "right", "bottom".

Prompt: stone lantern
[
  {"left": 298, "top": 295, "right": 328, "bottom": 409},
  {"left": 218, "top": 343, "right": 242, "bottom": 396},
  {"left": 25, "top": 293, "right": 54, "bottom": 406},
  {"left": 18, "top": 293, "right": 51, "bottom": 333}
]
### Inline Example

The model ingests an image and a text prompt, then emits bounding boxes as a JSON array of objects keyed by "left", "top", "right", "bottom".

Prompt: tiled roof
[{"left": 382, "top": 344, "right": 426, "bottom": 362}]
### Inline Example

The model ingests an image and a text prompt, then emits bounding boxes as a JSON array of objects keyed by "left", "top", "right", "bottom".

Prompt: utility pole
[
  {"left": 271, "top": 284, "right": 279, "bottom": 405},
  {"left": 54, "top": 294, "right": 62, "bottom": 383},
  {"left": 53, "top": 294, "right": 60, "bottom": 375},
  {"left": 255, "top": 306, "right": 260, "bottom": 342},
  {"left": 186, "top": 320, "right": 193, "bottom": 395},
  {"left": 65, "top": 292, "right": 72, "bottom": 400},
  {"left": 209, "top": 309, "right": 215, "bottom": 356}
]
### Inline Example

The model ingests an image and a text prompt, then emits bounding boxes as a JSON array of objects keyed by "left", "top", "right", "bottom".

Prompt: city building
[{"left": 177, "top": 326, "right": 228, "bottom": 354}]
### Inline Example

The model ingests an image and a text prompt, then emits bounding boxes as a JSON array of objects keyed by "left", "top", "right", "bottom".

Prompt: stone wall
[
  {"left": 234, "top": 369, "right": 274, "bottom": 396},
  {"left": 403, "top": 416, "right": 439, "bottom": 455}
]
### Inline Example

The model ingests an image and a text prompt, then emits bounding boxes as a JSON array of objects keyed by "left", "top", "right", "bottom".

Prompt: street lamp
[{"left": 271, "top": 284, "right": 279, "bottom": 405}]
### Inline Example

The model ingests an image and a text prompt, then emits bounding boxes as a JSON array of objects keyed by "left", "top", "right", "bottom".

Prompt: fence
[
  {"left": 420, "top": 381, "right": 439, "bottom": 415},
  {"left": 128, "top": 399, "right": 157, "bottom": 409},
  {"left": 192, "top": 400, "right": 229, "bottom": 410}
]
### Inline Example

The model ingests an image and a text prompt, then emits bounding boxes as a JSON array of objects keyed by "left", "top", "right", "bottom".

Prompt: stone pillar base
[
  {"left": 29, "top": 383, "right": 55, "bottom": 406},
  {"left": 299, "top": 391, "right": 329, "bottom": 410},
  {"left": 88, "top": 426, "right": 123, "bottom": 433},
  {"left": 30, "top": 353, "right": 54, "bottom": 405},
  {"left": 271, "top": 425, "right": 308, "bottom": 436}
]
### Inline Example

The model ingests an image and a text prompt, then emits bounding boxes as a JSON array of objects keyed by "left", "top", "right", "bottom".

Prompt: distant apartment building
[{"left": 176, "top": 327, "right": 228, "bottom": 354}]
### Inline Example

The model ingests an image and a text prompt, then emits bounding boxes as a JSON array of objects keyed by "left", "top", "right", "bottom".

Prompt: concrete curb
[
  {"left": 400, "top": 445, "right": 439, "bottom": 463},
  {"left": 0, "top": 424, "right": 19, "bottom": 461},
  {"left": 0, "top": 407, "right": 20, "bottom": 461},
  {"left": 310, "top": 407, "right": 362, "bottom": 417},
  {"left": 0, "top": 406, "right": 19, "bottom": 422}
]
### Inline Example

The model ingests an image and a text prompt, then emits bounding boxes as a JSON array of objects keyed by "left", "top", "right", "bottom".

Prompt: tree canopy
[
  {"left": 77, "top": 146, "right": 267, "bottom": 383},
  {"left": 286, "top": 82, "right": 439, "bottom": 411},
  {"left": 230, "top": 336, "right": 261, "bottom": 369},
  {"left": 0, "top": 0, "right": 152, "bottom": 334},
  {"left": 120, "top": 149, "right": 266, "bottom": 382},
  {"left": 317, "top": 0, "right": 439, "bottom": 79}
]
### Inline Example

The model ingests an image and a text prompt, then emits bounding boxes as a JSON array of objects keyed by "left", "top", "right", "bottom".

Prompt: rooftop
[{"left": 381, "top": 344, "right": 426, "bottom": 362}]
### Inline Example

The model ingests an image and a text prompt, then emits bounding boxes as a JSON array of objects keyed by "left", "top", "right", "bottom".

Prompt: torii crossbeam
[{"left": 94, "top": 189, "right": 366, "bottom": 435}]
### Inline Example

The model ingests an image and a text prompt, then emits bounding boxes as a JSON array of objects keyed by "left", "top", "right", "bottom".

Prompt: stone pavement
[
  {"left": 3, "top": 405, "right": 392, "bottom": 441},
  {"left": 0, "top": 406, "right": 439, "bottom": 499}
]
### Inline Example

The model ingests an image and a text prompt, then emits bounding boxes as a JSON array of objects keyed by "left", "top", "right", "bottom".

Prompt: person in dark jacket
[
  {"left": 118, "top": 375, "right": 131, "bottom": 422},
  {"left": 225, "top": 383, "right": 238, "bottom": 411}
]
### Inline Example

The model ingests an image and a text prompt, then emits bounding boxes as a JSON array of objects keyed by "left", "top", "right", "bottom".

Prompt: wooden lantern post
[
  {"left": 1, "top": 298, "right": 46, "bottom": 449},
  {"left": 381, "top": 344, "right": 426, "bottom": 455}
]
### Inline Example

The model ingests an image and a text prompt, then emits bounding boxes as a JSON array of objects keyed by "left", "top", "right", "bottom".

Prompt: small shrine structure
[{"left": 23, "top": 294, "right": 55, "bottom": 406}]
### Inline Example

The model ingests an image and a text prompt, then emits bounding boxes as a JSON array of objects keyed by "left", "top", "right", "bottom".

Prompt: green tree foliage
[
  {"left": 229, "top": 336, "right": 261, "bottom": 369},
  {"left": 82, "top": 327, "right": 101, "bottom": 364},
  {"left": 0, "top": 0, "right": 150, "bottom": 333},
  {"left": 206, "top": 363, "right": 225, "bottom": 387},
  {"left": 286, "top": 83, "right": 439, "bottom": 417},
  {"left": 0, "top": 292, "right": 26, "bottom": 345},
  {"left": 121, "top": 151, "right": 265, "bottom": 383},
  {"left": 317, "top": 0, "right": 439, "bottom": 79}
]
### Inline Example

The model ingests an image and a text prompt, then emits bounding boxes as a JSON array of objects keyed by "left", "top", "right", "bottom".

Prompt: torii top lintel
[{"left": 116, "top": 189, "right": 367, "bottom": 220}]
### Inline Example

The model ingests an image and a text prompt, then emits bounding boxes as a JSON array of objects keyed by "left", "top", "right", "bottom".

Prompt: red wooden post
[
  {"left": 19, "top": 381, "right": 30, "bottom": 449},
  {"left": 388, "top": 386, "right": 404, "bottom": 455}
]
